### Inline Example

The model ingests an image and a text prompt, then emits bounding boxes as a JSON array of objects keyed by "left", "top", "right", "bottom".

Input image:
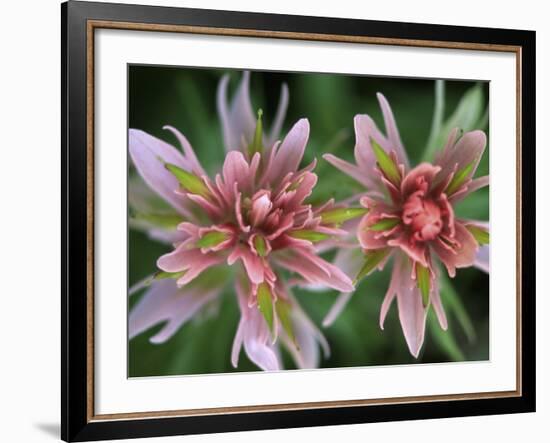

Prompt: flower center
[{"left": 402, "top": 192, "right": 443, "bottom": 242}]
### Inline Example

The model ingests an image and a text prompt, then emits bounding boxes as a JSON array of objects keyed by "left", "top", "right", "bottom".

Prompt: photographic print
[
  {"left": 127, "top": 67, "right": 490, "bottom": 377},
  {"left": 63, "top": 3, "right": 535, "bottom": 440}
]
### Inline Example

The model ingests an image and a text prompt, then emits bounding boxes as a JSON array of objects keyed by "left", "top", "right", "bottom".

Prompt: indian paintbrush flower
[
  {"left": 323, "top": 93, "right": 490, "bottom": 357},
  {"left": 128, "top": 72, "right": 355, "bottom": 371}
]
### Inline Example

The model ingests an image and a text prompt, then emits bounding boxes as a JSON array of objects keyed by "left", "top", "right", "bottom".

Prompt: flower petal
[
  {"left": 217, "top": 72, "right": 256, "bottom": 152},
  {"left": 250, "top": 191, "right": 273, "bottom": 227},
  {"left": 433, "top": 222, "right": 479, "bottom": 277},
  {"left": 275, "top": 248, "right": 354, "bottom": 293},
  {"left": 156, "top": 240, "right": 224, "bottom": 285},
  {"left": 231, "top": 278, "right": 280, "bottom": 371},
  {"left": 450, "top": 175, "right": 489, "bottom": 203},
  {"left": 286, "top": 171, "right": 318, "bottom": 209},
  {"left": 129, "top": 279, "right": 221, "bottom": 344},
  {"left": 323, "top": 248, "right": 364, "bottom": 327},
  {"left": 474, "top": 244, "right": 490, "bottom": 273},
  {"left": 401, "top": 163, "right": 441, "bottom": 198},
  {"left": 322, "top": 153, "right": 370, "bottom": 187},
  {"left": 162, "top": 125, "right": 206, "bottom": 176},
  {"left": 358, "top": 210, "right": 398, "bottom": 250},
  {"left": 437, "top": 130, "right": 487, "bottom": 185},
  {"left": 265, "top": 119, "right": 310, "bottom": 186},
  {"left": 283, "top": 297, "right": 330, "bottom": 369},
  {"left": 266, "top": 83, "right": 289, "bottom": 149},
  {"left": 430, "top": 277, "right": 448, "bottom": 330},
  {"left": 388, "top": 254, "right": 427, "bottom": 357},
  {"left": 387, "top": 233, "right": 429, "bottom": 268},
  {"left": 129, "top": 129, "right": 194, "bottom": 216},
  {"left": 222, "top": 150, "right": 255, "bottom": 193},
  {"left": 227, "top": 245, "right": 266, "bottom": 284},
  {"left": 376, "top": 93, "right": 410, "bottom": 169}
]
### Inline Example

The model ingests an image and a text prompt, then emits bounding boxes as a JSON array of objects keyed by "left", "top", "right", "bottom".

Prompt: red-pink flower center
[{"left": 402, "top": 192, "right": 443, "bottom": 242}]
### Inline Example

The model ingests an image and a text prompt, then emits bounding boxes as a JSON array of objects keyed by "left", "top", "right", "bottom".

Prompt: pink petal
[
  {"left": 322, "top": 153, "right": 370, "bottom": 187},
  {"left": 146, "top": 229, "right": 188, "bottom": 245},
  {"left": 129, "top": 129, "right": 194, "bottom": 216},
  {"left": 283, "top": 298, "right": 330, "bottom": 369},
  {"left": 450, "top": 175, "right": 489, "bottom": 203},
  {"left": 323, "top": 292, "right": 353, "bottom": 328},
  {"left": 156, "top": 241, "right": 224, "bottom": 285},
  {"left": 353, "top": 114, "right": 385, "bottom": 189},
  {"left": 387, "top": 233, "right": 429, "bottom": 268},
  {"left": 227, "top": 245, "right": 266, "bottom": 284},
  {"left": 379, "top": 290, "right": 396, "bottom": 330},
  {"left": 185, "top": 192, "right": 224, "bottom": 219},
  {"left": 474, "top": 244, "right": 490, "bottom": 273},
  {"left": 352, "top": 111, "right": 407, "bottom": 193},
  {"left": 379, "top": 254, "right": 398, "bottom": 330},
  {"left": 437, "top": 130, "right": 487, "bottom": 186},
  {"left": 286, "top": 172, "right": 318, "bottom": 209},
  {"left": 233, "top": 188, "right": 251, "bottom": 233},
  {"left": 266, "top": 83, "right": 289, "bottom": 149},
  {"left": 265, "top": 119, "right": 310, "bottom": 186},
  {"left": 434, "top": 127, "right": 460, "bottom": 167},
  {"left": 323, "top": 248, "right": 364, "bottom": 327},
  {"left": 430, "top": 277, "right": 448, "bottom": 330},
  {"left": 222, "top": 150, "right": 255, "bottom": 194},
  {"left": 129, "top": 279, "right": 221, "bottom": 344},
  {"left": 231, "top": 278, "right": 280, "bottom": 371},
  {"left": 265, "top": 212, "right": 295, "bottom": 241},
  {"left": 275, "top": 248, "right": 354, "bottom": 293},
  {"left": 162, "top": 125, "right": 206, "bottom": 176},
  {"left": 231, "top": 317, "right": 246, "bottom": 368},
  {"left": 397, "top": 285, "right": 427, "bottom": 358},
  {"left": 433, "top": 222, "right": 479, "bottom": 277},
  {"left": 358, "top": 212, "right": 396, "bottom": 250},
  {"left": 382, "top": 253, "right": 427, "bottom": 357},
  {"left": 401, "top": 163, "right": 441, "bottom": 198},
  {"left": 250, "top": 191, "right": 273, "bottom": 227},
  {"left": 376, "top": 93, "right": 410, "bottom": 169},
  {"left": 216, "top": 72, "right": 256, "bottom": 152}
]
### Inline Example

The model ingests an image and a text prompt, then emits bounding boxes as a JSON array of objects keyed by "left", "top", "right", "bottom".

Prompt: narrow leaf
[
  {"left": 276, "top": 299, "right": 297, "bottom": 347},
  {"left": 254, "top": 235, "right": 268, "bottom": 257},
  {"left": 320, "top": 207, "right": 368, "bottom": 225},
  {"left": 196, "top": 231, "right": 229, "bottom": 249},
  {"left": 416, "top": 264, "right": 431, "bottom": 307},
  {"left": 371, "top": 139, "right": 401, "bottom": 185},
  {"left": 257, "top": 283, "right": 274, "bottom": 336},
  {"left": 248, "top": 108, "right": 264, "bottom": 156},
  {"left": 289, "top": 230, "right": 331, "bottom": 243},
  {"left": 355, "top": 248, "right": 390, "bottom": 282},
  {"left": 165, "top": 162, "right": 210, "bottom": 198},
  {"left": 467, "top": 225, "right": 490, "bottom": 245},
  {"left": 153, "top": 270, "right": 186, "bottom": 281},
  {"left": 130, "top": 211, "right": 181, "bottom": 229},
  {"left": 287, "top": 175, "right": 304, "bottom": 192},
  {"left": 368, "top": 218, "right": 400, "bottom": 232},
  {"left": 445, "top": 161, "right": 474, "bottom": 196}
]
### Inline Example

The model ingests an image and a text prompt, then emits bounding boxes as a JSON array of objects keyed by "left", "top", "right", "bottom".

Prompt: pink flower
[
  {"left": 323, "top": 93, "right": 490, "bottom": 357},
  {"left": 129, "top": 72, "right": 353, "bottom": 371},
  {"left": 217, "top": 71, "right": 288, "bottom": 153}
]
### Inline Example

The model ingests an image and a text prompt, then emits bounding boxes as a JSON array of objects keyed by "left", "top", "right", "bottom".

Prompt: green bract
[
  {"left": 371, "top": 139, "right": 401, "bottom": 186},
  {"left": 165, "top": 162, "right": 210, "bottom": 198}
]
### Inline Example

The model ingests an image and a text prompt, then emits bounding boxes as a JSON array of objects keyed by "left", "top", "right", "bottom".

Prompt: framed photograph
[{"left": 61, "top": 1, "right": 535, "bottom": 441}]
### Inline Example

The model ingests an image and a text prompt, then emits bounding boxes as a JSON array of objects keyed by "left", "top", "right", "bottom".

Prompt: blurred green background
[{"left": 128, "top": 66, "right": 489, "bottom": 377}]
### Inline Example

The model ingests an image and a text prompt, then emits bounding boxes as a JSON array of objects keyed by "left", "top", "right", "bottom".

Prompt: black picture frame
[{"left": 61, "top": 1, "right": 536, "bottom": 441}]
